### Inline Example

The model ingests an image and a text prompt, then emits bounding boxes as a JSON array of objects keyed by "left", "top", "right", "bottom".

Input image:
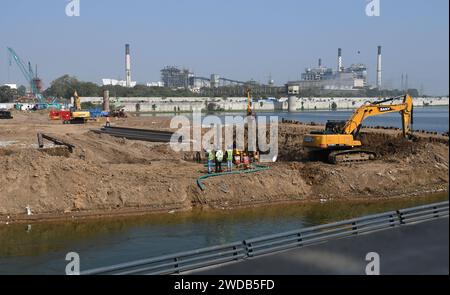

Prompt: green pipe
[{"left": 196, "top": 164, "right": 270, "bottom": 191}]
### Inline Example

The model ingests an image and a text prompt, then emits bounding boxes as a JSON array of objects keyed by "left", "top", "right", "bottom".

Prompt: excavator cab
[
  {"left": 310, "top": 120, "right": 347, "bottom": 135},
  {"left": 325, "top": 120, "right": 347, "bottom": 134}
]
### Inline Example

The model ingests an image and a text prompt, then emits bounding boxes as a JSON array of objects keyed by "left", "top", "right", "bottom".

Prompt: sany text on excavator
[{"left": 303, "top": 94, "right": 414, "bottom": 164}]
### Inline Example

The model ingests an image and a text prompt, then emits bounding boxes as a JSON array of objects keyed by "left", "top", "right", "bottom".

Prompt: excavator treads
[{"left": 328, "top": 149, "right": 377, "bottom": 164}]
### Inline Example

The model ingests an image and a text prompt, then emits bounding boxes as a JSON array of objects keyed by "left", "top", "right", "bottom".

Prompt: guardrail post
[
  {"left": 389, "top": 214, "right": 396, "bottom": 227},
  {"left": 233, "top": 246, "right": 239, "bottom": 261},
  {"left": 174, "top": 257, "right": 179, "bottom": 274},
  {"left": 397, "top": 210, "right": 406, "bottom": 225},
  {"left": 352, "top": 221, "right": 358, "bottom": 235},
  {"left": 243, "top": 241, "right": 253, "bottom": 257},
  {"left": 297, "top": 232, "right": 303, "bottom": 247},
  {"left": 433, "top": 206, "right": 439, "bottom": 218}
]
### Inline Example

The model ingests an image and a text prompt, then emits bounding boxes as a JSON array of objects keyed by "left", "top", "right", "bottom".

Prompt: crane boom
[{"left": 7, "top": 47, "right": 44, "bottom": 102}]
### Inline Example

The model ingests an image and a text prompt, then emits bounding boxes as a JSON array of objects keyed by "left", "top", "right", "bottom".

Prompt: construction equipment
[
  {"left": 0, "top": 110, "right": 13, "bottom": 119},
  {"left": 61, "top": 91, "right": 90, "bottom": 124},
  {"left": 7, "top": 47, "right": 61, "bottom": 110},
  {"left": 303, "top": 94, "right": 414, "bottom": 164},
  {"left": 246, "top": 88, "right": 254, "bottom": 117}
]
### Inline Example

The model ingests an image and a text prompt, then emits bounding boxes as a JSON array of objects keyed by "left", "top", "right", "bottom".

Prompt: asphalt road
[{"left": 190, "top": 218, "right": 449, "bottom": 275}]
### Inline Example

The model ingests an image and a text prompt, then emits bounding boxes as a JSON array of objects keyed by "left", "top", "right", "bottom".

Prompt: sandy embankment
[{"left": 0, "top": 110, "right": 448, "bottom": 223}]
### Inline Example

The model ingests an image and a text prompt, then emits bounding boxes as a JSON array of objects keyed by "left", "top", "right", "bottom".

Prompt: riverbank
[{"left": 0, "top": 111, "right": 448, "bottom": 224}]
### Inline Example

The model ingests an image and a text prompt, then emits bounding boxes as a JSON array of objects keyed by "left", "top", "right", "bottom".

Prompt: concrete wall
[
  {"left": 78, "top": 96, "right": 449, "bottom": 113},
  {"left": 2, "top": 96, "right": 446, "bottom": 112}
]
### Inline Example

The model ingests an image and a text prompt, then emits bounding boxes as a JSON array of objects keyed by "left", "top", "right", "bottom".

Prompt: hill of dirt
[{"left": 0, "top": 113, "right": 448, "bottom": 222}]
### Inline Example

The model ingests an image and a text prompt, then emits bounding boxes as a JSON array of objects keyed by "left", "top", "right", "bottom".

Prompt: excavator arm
[{"left": 343, "top": 94, "right": 413, "bottom": 138}]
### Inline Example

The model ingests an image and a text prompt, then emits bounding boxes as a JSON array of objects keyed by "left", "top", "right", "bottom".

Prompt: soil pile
[{"left": 0, "top": 114, "right": 448, "bottom": 221}]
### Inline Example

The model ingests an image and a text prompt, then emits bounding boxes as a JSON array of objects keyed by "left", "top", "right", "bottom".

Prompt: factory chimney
[
  {"left": 125, "top": 44, "right": 132, "bottom": 88},
  {"left": 337, "top": 48, "right": 343, "bottom": 72},
  {"left": 401, "top": 74, "right": 404, "bottom": 91},
  {"left": 376, "top": 46, "right": 382, "bottom": 89}
]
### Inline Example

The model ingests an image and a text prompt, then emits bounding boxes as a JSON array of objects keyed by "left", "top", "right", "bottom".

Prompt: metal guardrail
[
  {"left": 82, "top": 201, "right": 449, "bottom": 275},
  {"left": 82, "top": 242, "right": 245, "bottom": 275}
]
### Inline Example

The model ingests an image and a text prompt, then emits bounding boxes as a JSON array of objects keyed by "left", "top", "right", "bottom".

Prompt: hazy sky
[{"left": 0, "top": 0, "right": 449, "bottom": 95}]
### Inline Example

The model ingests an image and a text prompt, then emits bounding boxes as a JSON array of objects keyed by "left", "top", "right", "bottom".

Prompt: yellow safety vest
[
  {"left": 226, "top": 150, "right": 233, "bottom": 161},
  {"left": 207, "top": 150, "right": 215, "bottom": 161},
  {"left": 216, "top": 150, "right": 224, "bottom": 162}
]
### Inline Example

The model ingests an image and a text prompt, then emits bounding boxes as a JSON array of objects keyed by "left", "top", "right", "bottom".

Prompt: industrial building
[
  {"left": 287, "top": 47, "right": 380, "bottom": 95},
  {"left": 161, "top": 66, "right": 194, "bottom": 89},
  {"left": 102, "top": 79, "right": 137, "bottom": 88}
]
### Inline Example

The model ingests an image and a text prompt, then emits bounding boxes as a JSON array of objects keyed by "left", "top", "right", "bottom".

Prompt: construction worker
[
  {"left": 215, "top": 148, "right": 224, "bottom": 173},
  {"left": 226, "top": 146, "right": 233, "bottom": 172},
  {"left": 206, "top": 148, "right": 215, "bottom": 174},
  {"left": 243, "top": 152, "right": 250, "bottom": 170},
  {"left": 234, "top": 149, "right": 241, "bottom": 167}
]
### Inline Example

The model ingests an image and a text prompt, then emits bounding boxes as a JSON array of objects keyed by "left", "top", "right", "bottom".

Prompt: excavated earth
[{"left": 0, "top": 111, "right": 448, "bottom": 223}]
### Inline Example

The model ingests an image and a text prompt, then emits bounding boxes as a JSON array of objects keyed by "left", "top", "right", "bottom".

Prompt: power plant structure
[{"left": 286, "top": 46, "right": 383, "bottom": 95}]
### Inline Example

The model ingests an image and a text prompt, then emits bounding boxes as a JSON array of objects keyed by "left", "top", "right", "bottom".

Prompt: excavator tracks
[{"left": 328, "top": 149, "right": 377, "bottom": 164}]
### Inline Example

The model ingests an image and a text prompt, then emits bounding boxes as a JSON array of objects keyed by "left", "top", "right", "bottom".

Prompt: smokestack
[
  {"left": 318, "top": 58, "right": 322, "bottom": 68},
  {"left": 337, "top": 48, "right": 343, "bottom": 72},
  {"left": 401, "top": 74, "right": 404, "bottom": 91},
  {"left": 125, "top": 44, "right": 131, "bottom": 88},
  {"left": 376, "top": 46, "right": 382, "bottom": 89},
  {"left": 405, "top": 74, "right": 409, "bottom": 90}
]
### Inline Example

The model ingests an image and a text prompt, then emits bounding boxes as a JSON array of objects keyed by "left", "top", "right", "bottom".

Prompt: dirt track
[{"left": 0, "top": 110, "right": 448, "bottom": 222}]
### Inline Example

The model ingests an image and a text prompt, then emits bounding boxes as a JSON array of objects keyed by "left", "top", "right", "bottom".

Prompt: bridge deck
[{"left": 190, "top": 218, "right": 449, "bottom": 275}]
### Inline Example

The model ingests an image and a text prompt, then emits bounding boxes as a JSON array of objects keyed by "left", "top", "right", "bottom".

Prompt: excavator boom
[{"left": 343, "top": 94, "right": 413, "bottom": 137}]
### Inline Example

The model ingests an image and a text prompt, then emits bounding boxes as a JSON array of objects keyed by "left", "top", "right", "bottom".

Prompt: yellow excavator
[
  {"left": 246, "top": 88, "right": 254, "bottom": 116},
  {"left": 63, "top": 91, "right": 90, "bottom": 124},
  {"left": 303, "top": 94, "right": 414, "bottom": 164}
]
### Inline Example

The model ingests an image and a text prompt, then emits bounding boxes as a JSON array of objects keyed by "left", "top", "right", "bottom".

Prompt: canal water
[
  {"left": 0, "top": 193, "right": 447, "bottom": 274},
  {"left": 139, "top": 105, "right": 449, "bottom": 133}
]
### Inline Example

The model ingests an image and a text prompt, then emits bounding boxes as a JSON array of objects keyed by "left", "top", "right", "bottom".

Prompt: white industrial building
[
  {"left": 2, "top": 84, "right": 17, "bottom": 89},
  {"left": 102, "top": 79, "right": 137, "bottom": 88}
]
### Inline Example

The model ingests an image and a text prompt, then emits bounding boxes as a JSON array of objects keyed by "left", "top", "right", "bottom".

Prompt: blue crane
[{"left": 7, "top": 47, "right": 45, "bottom": 103}]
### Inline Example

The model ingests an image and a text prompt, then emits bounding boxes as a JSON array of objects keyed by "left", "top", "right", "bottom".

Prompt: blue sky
[{"left": 0, "top": 0, "right": 448, "bottom": 95}]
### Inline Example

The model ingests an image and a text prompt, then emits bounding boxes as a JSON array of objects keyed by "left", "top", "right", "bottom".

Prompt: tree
[
  {"left": 331, "top": 102, "right": 338, "bottom": 111},
  {"left": 0, "top": 86, "right": 17, "bottom": 103},
  {"left": 17, "top": 85, "right": 26, "bottom": 97},
  {"left": 44, "top": 75, "right": 79, "bottom": 98}
]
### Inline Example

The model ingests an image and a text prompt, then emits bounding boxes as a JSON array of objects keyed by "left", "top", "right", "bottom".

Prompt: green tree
[
  {"left": 17, "top": 85, "right": 26, "bottom": 96},
  {"left": 44, "top": 75, "right": 79, "bottom": 98},
  {"left": 331, "top": 102, "right": 338, "bottom": 111},
  {"left": 0, "top": 86, "right": 17, "bottom": 103}
]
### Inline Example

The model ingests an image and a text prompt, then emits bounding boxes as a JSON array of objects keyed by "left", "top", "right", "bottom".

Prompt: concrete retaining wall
[
  {"left": 78, "top": 96, "right": 449, "bottom": 113},
  {"left": 1, "top": 96, "right": 447, "bottom": 112}
]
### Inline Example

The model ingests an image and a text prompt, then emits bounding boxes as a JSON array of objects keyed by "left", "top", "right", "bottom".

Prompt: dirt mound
[{"left": 0, "top": 115, "right": 448, "bottom": 221}]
